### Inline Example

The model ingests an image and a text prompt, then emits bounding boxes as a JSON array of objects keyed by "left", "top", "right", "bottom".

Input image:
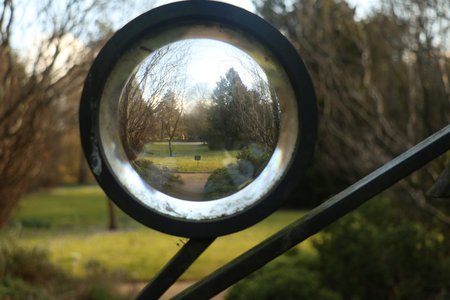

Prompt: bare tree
[
  {"left": 0, "top": 0, "right": 97, "bottom": 226},
  {"left": 0, "top": 0, "right": 148, "bottom": 227},
  {"left": 158, "top": 90, "right": 184, "bottom": 157},
  {"left": 236, "top": 58, "right": 280, "bottom": 150},
  {"left": 119, "top": 42, "right": 190, "bottom": 161}
]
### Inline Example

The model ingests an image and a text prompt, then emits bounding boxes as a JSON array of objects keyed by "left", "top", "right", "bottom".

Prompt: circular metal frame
[{"left": 80, "top": 1, "right": 317, "bottom": 238}]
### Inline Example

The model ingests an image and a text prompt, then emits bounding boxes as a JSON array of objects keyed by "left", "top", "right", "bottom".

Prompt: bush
[
  {"left": 204, "top": 162, "right": 253, "bottom": 198},
  {"left": 205, "top": 144, "right": 270, "bottom": 198},
  {"left": 315, "top": 198, "right": 450, "bottom": 300},
  {"left": 227, "top": 250, "right": 340, "bottom": 300},
  {"left": 0, "top": 240, "right": 127, "bottom": 300},
  {"left": 0, "top": 277, "right": 51, "bottom": 300},
  {"left": 0, "top": 240, "right": 69, "bottom": 287},
  {"left": 235, "top": 144, "right": 270, "bottom": 176},
  {"left": 227, "top": 198, "right": 450, "bottom": 300},
  {"left": 78, "top": 282, "right": 124, "bottom": 300},
  {"left": 133, "top": 159, "right": 182, "bottom": 190}
]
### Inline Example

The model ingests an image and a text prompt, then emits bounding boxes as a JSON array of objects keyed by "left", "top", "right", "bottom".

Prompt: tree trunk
[
  {"left": 107, "top": 198, "right": 118, "bottom": 231},
  {"left": 168, "top": 139, "right": 173, "bottom": 157}
]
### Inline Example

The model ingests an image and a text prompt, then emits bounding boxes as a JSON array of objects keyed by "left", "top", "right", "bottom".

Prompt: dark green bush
[
  {"left": 204, "top": 163, "right": 253, "bottom": 198},
  {"left": 227, "top": 198, "right": 450, "bottom": 300},
  {"left": 204, "top": 167, "right": 237, "bottom": 198},
  {"left": 0, "top": 277, "right": 51, "bottom": 300},
  {"left": 20, "top": 218, "right": 52, "bottom": 229},
  {"left": 227, "top": 250, "right": 340, "bottom": 300},
  {"left": 205, "top": 145, "right": 270, "bottom": 198},
  {"left": 78, "top": 281, "right": 124, "bottom": 300},
  {"left": 315, "top": 198, "right": 450, "bottom": 300}
]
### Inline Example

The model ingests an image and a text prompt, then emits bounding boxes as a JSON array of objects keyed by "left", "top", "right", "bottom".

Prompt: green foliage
[
  {"left": 315, "top": 198, "right": 450, "bottom": 300},
  {"left": 0, "top": 277, "right": 51, "bottom": 300},
  {"left": 235, "top": 144, "right": 271, "bottom": 176},
  {"left": 0, "top": 240, "right": 69, "bottom": 286},
  {"left": 207, "top": 68, "right": 253, "bottom": 150},
  {"left": 204, "top": 145, "right": 269, "bottom": 198},
  {"left": 227, "top": 250, "right": 341, "bottom": 300},
  {"left": 228, "top": 198, "right": 450, "bottom": 300},
  {"left": 0, "top": 240, "right": 127, "bottom": 300},
  {"left": 204, "top": 167, "right": 239, "bottom": 198},
  {"left": 0, "top": 241, "right": 69, "bottom": 299},
  {"left": 78, "top": 284, "right": 124, "bottom": 300}
]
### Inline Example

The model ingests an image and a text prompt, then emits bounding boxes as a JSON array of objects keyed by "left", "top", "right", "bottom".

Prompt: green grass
[
  {"left": 142, "top": 142, "right": 239, "bottom": 172},
  {"left": 5, "top": 186, "right": 315, "bottom": 281},
  {"left": 12, "top": 186, "right": 140, "bottom": 231}
]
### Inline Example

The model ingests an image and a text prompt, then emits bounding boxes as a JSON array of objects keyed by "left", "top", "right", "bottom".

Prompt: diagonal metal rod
[
  {"left": 173, "top": 124, "right": 450, "bottom": 299},
  {"left": 136, "top": 238, "right": 215, "bottom": 300}
]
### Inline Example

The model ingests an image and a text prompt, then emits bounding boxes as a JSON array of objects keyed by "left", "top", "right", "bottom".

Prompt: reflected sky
[{"left": 136, "top": 38, "right": 269, "bottom": 105}]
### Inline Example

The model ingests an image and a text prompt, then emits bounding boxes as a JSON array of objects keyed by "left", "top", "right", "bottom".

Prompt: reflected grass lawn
[
  {"left": 6, "top": 186, "right": 316, "bottom": 281},
  {"left": 142, "top": 142, "right": 239, "bottom": 173}
]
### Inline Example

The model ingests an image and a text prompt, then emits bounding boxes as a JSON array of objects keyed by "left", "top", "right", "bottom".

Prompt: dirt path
[
  {"left": 118, "top": 281, "right": 227, "bottom": 299},
  {"left": 169, "top": 173, "right": 211, "bottom": 200}
]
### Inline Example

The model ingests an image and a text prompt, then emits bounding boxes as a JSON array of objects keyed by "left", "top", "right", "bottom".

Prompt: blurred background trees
[
  {"left": 257, "top": 0, "right": 450, "bottom": 225},
  {"left": 1, "top": 0, "right": 449, "bottom": 227},
  {"left": 0, "top": 0, "right": 155, "bottom": 228},
  {"left": 0, "top": 0, "right": 449, "bottom": 298},
  {"left": 0, "top": 0, "right": 448, "bottom": 228}
]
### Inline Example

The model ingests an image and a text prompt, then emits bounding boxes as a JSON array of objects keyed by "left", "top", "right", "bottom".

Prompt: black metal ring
[{"left": 79, "top": 1, "right": 317, "bottom": 238}]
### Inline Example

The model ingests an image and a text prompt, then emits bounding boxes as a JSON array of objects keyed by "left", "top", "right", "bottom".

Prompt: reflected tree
[
  {"left": 158, "top": 90, "right": 184, "bottom": 157},
  {"left": 119, "top": 43, "right": 189, "bottom": 161},
  {"left": 182, "top": 83, "right": 211, "bottom": 142},
  {"left": 208, "top": 68, "right": 248, "bottom": 150},
  {"left": 207, "top": 68, "right": 278, "bottom": 151},
  {"left": 118, "top": 42, "right": 190, "bottom": 192},
  {"left": 182, "top": 99, "right": 210, "bottom": 143},
  {"left": 204, "top": 68, "right": 279, "bottom": 198},
  {"left": 119, "top": 72, "right": 157, "bottom": 161}
]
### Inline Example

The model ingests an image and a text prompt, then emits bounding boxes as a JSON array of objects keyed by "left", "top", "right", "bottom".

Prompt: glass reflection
[{"left": 118, "top": 39, "right": 280, "bottom": 200}]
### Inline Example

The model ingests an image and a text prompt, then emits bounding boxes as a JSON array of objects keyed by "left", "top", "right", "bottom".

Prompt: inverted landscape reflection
[{"left": 118, "top": 39, "right": 280, "bottom": 201}]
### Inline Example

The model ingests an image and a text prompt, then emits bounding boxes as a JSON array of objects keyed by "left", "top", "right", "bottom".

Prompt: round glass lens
[{"left": 118, "top": 39, "right": 280, "bottom": 201}]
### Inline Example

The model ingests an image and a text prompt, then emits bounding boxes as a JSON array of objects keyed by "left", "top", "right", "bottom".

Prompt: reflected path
[{"left": 171, "top": 173, "right": 211, "bottom": 201}]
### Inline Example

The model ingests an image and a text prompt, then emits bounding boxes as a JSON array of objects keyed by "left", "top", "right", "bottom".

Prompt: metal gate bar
[
  {"left": 136, "top": 238, "right": 215, "bottom": 299},
  {"left": 172, "top": 124, "right": 450, "bottom": 299}
]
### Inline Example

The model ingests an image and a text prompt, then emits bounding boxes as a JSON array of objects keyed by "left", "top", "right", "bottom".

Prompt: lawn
[
  {"left": 142, "top": 142, "right": 239, "bottom": 173},
  {"left": 5, "top": 186, "right": 315, "bottom": 281}
]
